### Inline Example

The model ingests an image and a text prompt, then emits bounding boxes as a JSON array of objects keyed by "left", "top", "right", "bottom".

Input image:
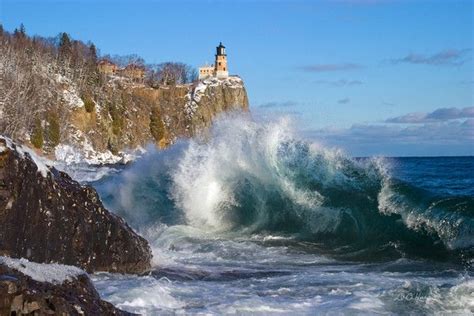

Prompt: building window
[{"left": 218, "top": 62, "right": 221, "bottom": 66}]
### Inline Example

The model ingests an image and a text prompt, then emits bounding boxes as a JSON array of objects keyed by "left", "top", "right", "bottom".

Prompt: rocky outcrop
[
  {"left": 55, "top": 76, "right": 249, "bottom": 164},
  {"left": 0, "top": 257, "right": 131, "bottom": 315},
  {"left": 185, "top": 77, "right": 249, "bottom": 137},
  {"left": 0, "top": 137, "right": 152, "bottom": 273}
]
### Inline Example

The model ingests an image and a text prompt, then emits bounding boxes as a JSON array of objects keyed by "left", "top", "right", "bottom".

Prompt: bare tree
[
  {"left": 145, "top": 62, "right": 198, "bottom": 86},
  {"left": 0, "top": 25, "right": 97, "bottom": 144},
  {"left": 0, "top": 23, "right": 198, "bottom": 149}
]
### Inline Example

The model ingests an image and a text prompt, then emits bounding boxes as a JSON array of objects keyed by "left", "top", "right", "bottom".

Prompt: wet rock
[
  {"left": 0, "top": 261, "right": 132, "bottom": 315},
  {"left": 0, "top": 137, "right": 152, "bottom": 273}
]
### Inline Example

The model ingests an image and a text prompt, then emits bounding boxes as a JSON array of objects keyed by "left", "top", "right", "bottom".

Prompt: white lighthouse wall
[{"left": 216, "top": 70, "right": 229, "bottom": 79}]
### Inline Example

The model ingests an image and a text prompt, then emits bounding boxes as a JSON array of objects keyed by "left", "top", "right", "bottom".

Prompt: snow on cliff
[
  {"left": 185, "top": 76, "right": 243, "bottom": 119},
  {"left": 54, "top": 143, "right": 142, "bottom": 166},
  {"left": 55, "top": 74, "right": 84, "bottom": 109},
  {"left": 54, "top": 129, "right": 145, "bottom": 166}
]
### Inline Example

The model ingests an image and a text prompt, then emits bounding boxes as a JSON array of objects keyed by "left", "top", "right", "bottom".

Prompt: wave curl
[{"left": 95, "top": 113, "right": 474, "bottom": 262}]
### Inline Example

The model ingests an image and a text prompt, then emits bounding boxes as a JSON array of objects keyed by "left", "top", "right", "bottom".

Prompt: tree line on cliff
[{"left": 0, "top": 23, "right": 198, "bottom": 146}]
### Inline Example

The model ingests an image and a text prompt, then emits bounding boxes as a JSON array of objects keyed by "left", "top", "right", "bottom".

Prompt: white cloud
[
  {"left": 305, "top": 118, "right": 474, "bottom": 157},
  {"left": 386, "top": 107, "right": 474, "bottom": 123}
]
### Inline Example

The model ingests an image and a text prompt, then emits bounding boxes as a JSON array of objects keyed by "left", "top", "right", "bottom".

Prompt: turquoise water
[{"left": 88, "top": 115, "right": 473, "bottom": 315}]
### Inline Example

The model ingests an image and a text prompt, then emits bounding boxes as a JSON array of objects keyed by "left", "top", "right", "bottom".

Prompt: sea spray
[
  {"left": 94, "top": 113, "right": 474, "bottom": 262},
  {"left": 88, "top": 113, "right": 474, "bottom": 314}
]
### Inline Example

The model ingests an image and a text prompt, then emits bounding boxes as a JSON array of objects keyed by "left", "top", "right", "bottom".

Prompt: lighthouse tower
[{"left": 214, "top": 42, "right": 229, "bottom": 79}]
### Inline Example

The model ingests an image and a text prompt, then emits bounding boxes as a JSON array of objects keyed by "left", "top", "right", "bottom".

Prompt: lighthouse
[
  {"left": 198, "top": 42, "right": 230, "bottom": 80},
  {"left": 214, "top": 42, "right": 229, "bottom": 79}
]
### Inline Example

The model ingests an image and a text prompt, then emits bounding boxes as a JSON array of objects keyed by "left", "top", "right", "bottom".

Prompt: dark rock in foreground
[
  {"left": 0, "top": 257, "right": 132, "bottom": 315},
  {"left": 0, "top": 136, "right": 152, "bottom": 274}
]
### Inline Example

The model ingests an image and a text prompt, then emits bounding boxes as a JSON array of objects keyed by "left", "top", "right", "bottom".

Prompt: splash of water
[{"left": 95, "top": 113, "right": 474, "bottom": 261}]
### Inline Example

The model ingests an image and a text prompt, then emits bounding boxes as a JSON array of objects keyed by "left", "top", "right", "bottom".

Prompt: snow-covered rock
[
  {"left": 56, "top": 73, "right": 85, "bottom": 109},
  {"left": 0, "top": 256, "right": 84, "bottom": 284},
  {"left": 0, "top": 256, "right": 129, "bottom": 315},
  {"left": 0, "top": 136, "right": 53, "bottom": 178},
  {"left": 185, "top": 76, "right": 246, "bottom": 120},
  {"left": 54, "top": 142, "right": 145, "bottom": 166},
  {"left": 62, "top": 88, "right": 84, "bottom": 109}
]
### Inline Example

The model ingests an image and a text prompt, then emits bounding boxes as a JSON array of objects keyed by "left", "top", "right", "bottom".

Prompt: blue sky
[{"left": 1, "top": 0, "right": 472, "bottom": 156}]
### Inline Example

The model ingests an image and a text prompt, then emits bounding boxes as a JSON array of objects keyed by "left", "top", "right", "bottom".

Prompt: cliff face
[
  {"left": 0, "top": 136, "right": 152, "bottom": 273},
  {"left": 56, "top": 76, "right": 249, "bottom": 164},
  {"left": 186, "top": 77, "right": 249, "bottom": 135}
]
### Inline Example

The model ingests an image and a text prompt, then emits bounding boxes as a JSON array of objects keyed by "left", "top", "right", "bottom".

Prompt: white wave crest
[{"left": 170, "top": 114, "right": 333, "bottom": 231}]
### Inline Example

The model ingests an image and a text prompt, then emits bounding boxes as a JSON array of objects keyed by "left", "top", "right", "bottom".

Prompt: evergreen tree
[
  {"left": 89, "top": 43, "right": 98, "bottom": 63},
  {"left": 13, "top": 23, "right": 26, "bottom": 41},
  {"left": 19, "top": 23, "right": 26, "bottom": 36},
  {"left": 82, "top": 94, "right": 95, "bottom": 113},
  {"left": 87, "top": 43, "right": 100, "bottom": 85},
  {"left": 58, "top": 32, "right": 72, "bottom": 61},
  {"left": 30, "top": 118, "right": 44, "bottom": 149},
  {"left": 47, "top": 111, "right": 61, "bottom": 147}
]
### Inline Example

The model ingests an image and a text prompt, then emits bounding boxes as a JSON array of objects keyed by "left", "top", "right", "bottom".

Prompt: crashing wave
[{"left": 94, "top": 113, "right": 474, "bottom": 262}]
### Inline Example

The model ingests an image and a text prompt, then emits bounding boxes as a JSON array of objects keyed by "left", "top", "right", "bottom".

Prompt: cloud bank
[
  {"left": 258, "top": 101, "right": 298, "bottom": 108},
  {"left": 386, "top": 107, "right": 474, "bottom": 123},
  {"left": 390, "top": 49, "right": 470, "bottom": 66},
  {"left": 306, "top": 107, "right": 474, "bottom": 156},
  {"left": 314, "top": 79, "right": 363, "bottom": 87},
  {"left": 298, "top": 63, "right": 363, "bottom": 72}
]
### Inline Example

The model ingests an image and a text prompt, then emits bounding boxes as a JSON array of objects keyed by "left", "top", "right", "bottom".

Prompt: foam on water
[{"left": 92, "top": 238, "right": 473, "bottom": 315}]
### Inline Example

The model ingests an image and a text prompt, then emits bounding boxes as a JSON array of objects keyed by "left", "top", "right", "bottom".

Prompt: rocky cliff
[
  {"left": 33, "top": 76, "right": 248, "bottom": 164},
  {"left": 0, "top": 136, "right": 152, "bottom": 273},
  {"left": 54, "top": 76, "right": 249, "bottom": 164}
]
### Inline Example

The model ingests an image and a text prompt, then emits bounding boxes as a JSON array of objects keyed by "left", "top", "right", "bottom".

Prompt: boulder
[
  {"left": 0, "top": 256, "right": 133, "bottom": 315},
  {"left": 0, "top": 136, "right": 152, "bottom": 273}
]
